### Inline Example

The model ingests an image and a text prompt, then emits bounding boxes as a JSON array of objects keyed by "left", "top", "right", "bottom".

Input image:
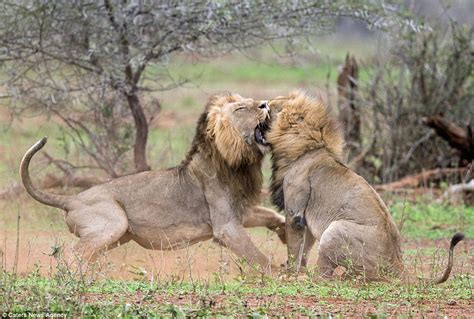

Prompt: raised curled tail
[
  {"left": 20, "top": 137, "right": 69, "bottom": 209},
  {"left": 430, "top": 232, "right": 465, "bottom": 284}
]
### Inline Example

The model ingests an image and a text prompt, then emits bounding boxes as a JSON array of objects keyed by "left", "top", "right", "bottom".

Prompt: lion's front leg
[
  {"left": 285, "top": 214, "right": 307, "bottom": 273},
  {"left": 242, "top": 206, "right": 286, "bottom": 244},
  {"left": 300, "top": 228, "right": 316, "bottom": 268},
  {"left": 213, "top": 222, "right": 275, "bottom": 271},
  {"left": 204, "top": 183, "right": 276, "bottom": 272},
  {"left": 282, "top": 173, "right": 312, "bottom": 273}
]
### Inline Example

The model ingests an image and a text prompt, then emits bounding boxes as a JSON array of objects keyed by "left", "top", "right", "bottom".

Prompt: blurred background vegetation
[
  {"left": 0, "top": 0, "right": 472, "bottom": 213},
  {"left": 0, "top": 1, "right": 472, "bottom": 316}
]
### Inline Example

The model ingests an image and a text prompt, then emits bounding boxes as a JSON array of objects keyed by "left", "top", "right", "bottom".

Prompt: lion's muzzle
[{"left": 259, "top": 101, "right": 269, "bottom": 111}]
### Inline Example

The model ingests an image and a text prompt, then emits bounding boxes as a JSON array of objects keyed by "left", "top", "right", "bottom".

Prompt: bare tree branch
[{"left": 0, "top": 0, "right": 412, "bottom": 176}]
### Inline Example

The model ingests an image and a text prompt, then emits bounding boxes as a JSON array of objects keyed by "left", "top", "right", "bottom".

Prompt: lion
[
  {"left": 267, "top": 90, "right": 465, "bottom": 283},
  {"left": 20, "top": 93, "right": 285, "bottom": 271}
]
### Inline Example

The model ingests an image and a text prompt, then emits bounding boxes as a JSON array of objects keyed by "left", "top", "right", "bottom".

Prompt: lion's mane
[
  {"left": 178, "top": 93, "right": 266, "bottom": 210},
  {"left": 268, "top": 90, "right": 345, "bottom": 210}
]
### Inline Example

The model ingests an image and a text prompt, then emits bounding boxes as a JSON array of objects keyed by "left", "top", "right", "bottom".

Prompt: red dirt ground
[
  {"left": 1, "top": 215, "right": 472, "bottom": 317},
  {"left": 80, "top": 287, "right": 473, "bottom": 317},
  {"left": 0, "top": 228, "right": 293, "bottom": 280},
  {"left": 2, "top": 227, "right": 471, "bottom": 280}
]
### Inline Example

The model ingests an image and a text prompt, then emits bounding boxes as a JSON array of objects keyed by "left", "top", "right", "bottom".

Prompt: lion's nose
[{"left": 259, "top": 101, "right": 269, "bottom": 110}]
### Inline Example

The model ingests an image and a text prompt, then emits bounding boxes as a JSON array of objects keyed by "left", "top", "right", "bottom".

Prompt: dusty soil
[
  {"left": 1, "top": 227, "right": 471, "bottom": 281},
  {"left": 1, "top": 207, "right": 472, "bottom": 317},
  {"left": 0, "top": 228, "right": 292, "bottom": 280}
]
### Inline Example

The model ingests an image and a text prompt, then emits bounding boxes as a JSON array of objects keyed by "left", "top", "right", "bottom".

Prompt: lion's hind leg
[
  {"left": 67, "top": 200, "right": 129, "bottom": 262},
  {"left": 318, "top": 221, "right": 386, "bottom": 280}
]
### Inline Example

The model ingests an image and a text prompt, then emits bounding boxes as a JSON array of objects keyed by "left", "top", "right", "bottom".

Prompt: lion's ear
[{"left": 207, "top": 107, "right": 250, "bottom": 167}]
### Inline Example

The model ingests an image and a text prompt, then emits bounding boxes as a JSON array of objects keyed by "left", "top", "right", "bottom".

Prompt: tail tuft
[
  {"left": 450, "top": 232, "right": 465, "bottom": 249},
  {"left": 38, "top": 137, "right": 48, "bottom": 147}
]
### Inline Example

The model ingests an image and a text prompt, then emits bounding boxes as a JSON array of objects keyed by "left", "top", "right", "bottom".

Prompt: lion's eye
[{"left": 234, "top": 107, "right": 246, "bottom": 112}]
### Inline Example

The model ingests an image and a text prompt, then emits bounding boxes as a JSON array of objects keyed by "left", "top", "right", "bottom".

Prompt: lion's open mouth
[{"left": 255, "top": 121, "right": 270, "bottom": 146}]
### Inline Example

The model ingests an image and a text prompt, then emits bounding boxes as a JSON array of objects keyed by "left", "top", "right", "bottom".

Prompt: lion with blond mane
[
  {"left": 267, "top": 90, "right": 464, "bottom": 283},
  {"left": 20, "top": 93, "right": 285, "bottom": 270}
]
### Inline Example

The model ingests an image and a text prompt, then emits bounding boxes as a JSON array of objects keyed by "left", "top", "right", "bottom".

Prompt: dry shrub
[{"left": 347, "top": 22, "right": 473, "bottom": 184}]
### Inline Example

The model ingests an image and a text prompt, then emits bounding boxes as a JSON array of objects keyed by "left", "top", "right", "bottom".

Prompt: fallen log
[
  {"left": 0, "top": 173, "right": 104, "bottom": 201},
  {"left": 374, "top": 167, "right": 468, "bottom": 191},
  {"left": 0, "top": 152, "right": 105, "bottom": 201},
  {"left": 436, "top": 179, "right": 474, "bottom": 205},
  {"left": 422, "top": 115, "right": 473, "bottom": 161}
]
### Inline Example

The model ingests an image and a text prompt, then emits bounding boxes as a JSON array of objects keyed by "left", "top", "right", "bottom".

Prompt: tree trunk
[
  {"left": 422, "top": 115, "right": 473, "bottom": 161},
  {"left": 337, "top": 53, "right": 360, "bottom": 154},
  {"left": 127, "top": 92, "right": 151, "bottom": 172}
]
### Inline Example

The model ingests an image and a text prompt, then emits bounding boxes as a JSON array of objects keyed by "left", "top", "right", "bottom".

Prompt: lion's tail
[
  {"left": 404, "top": 232, "right": 465, "bottom": 285},
  {"left": 20, "top": 137, "right": 69, "bottom": 209},
  {"left": 429, "top": 232, "right": 465, "bottom": 284}
]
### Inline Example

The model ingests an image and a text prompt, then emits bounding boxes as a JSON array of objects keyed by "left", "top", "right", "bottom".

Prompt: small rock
[
  {"left": 333, "top": 266, "right": 347, "bottom": 279},
  {"left": 447, "top": 299, "right": 457, "bottom": 306}
]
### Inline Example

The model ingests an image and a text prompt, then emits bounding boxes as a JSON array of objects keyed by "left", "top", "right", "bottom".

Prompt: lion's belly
[
  {"left": 130, "top": 222, "right": 214, "bottom": 250},
  {"left": 99, "top": 169, "right": 214, "bottom": 249},
  {"left": 126, "top": 197, "right": 213, "bottom": 250}
]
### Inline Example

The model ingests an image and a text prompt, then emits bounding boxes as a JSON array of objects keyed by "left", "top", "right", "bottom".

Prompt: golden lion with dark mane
[
  {"left": 268, "top": 90, "right": 464, "bottom": 283},
  {"left": 20, "top": 93, "right": 285, "bottom": 270}
]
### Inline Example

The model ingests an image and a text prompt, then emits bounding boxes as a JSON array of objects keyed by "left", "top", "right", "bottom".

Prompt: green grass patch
[
  {"left": 2, "top": 270, "right": 471, "bottom": 317},
  {"left": 390, "top": 200, "right": 473, "bottom": 239},
  {"left": 162, "top": 57, "right": 373, "bottom": 86},
  {"left": 145, "top": 38, "right": 377, "bottom": 89}
]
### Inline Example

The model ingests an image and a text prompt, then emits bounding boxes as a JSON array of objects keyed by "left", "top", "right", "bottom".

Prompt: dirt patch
[
  {"left": 1, "top": 228, "right": 470, "bottom": 281},
  {"left": 2, "top": 221, "right": 471, "bottom": 317},
  {"left": 0, "top": 229, "right": 292, "bottom": 280}
]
